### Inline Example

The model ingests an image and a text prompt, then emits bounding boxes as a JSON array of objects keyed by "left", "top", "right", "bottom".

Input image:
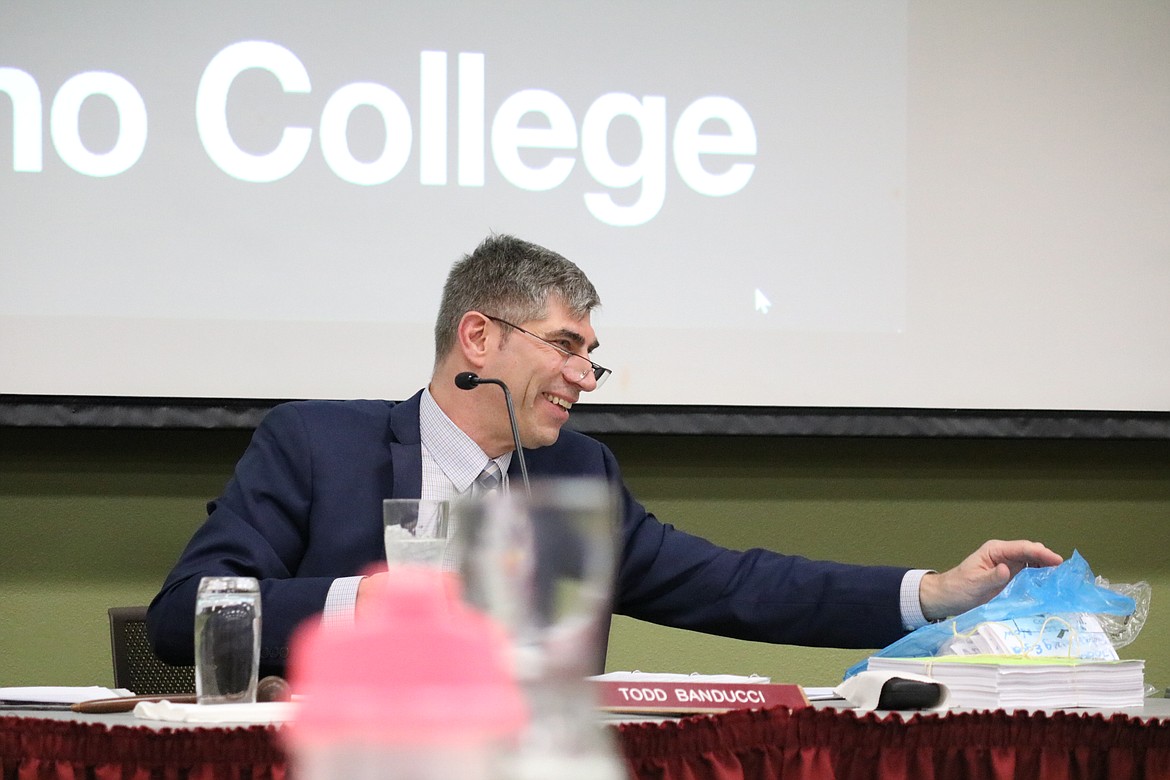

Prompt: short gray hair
[{"left": 434, "top": 234, "right": 601, "bottom": 364}]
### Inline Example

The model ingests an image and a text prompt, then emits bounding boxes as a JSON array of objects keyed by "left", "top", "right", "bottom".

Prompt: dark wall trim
[{"left": 3, "top": 395, "right": 1168, "bottom": 439}]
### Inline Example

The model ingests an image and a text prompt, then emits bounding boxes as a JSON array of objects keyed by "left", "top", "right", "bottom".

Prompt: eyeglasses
[{"left": 485, "top": 315, "right": 611, "bottom": 389}]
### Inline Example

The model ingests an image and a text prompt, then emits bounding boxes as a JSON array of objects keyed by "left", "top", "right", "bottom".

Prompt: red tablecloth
[{"left": 5, "top": 704, "right": 1170, "bottom": 780}]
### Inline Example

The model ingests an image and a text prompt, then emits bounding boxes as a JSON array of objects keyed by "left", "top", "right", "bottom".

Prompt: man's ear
[{"left": 456, "top": 311, "right": 492, "bottom": 368}]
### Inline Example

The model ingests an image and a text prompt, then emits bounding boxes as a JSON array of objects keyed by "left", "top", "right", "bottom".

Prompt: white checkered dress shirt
[{"left": 322, "top": 389, "right": 510, "bottom": 626}]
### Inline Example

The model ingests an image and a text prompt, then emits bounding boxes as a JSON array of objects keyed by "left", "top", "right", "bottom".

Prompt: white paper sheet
[
  {"left": 133, "top": 700, "right": 299, "bottom": 724},
  {"left": 0, "top": 686, "right": 133, "bottom": 705}
]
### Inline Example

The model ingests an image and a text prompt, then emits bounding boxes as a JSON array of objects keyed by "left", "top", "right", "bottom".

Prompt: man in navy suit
[{"left": 148, "top": 234, "right": 1061, "bottom": 677}]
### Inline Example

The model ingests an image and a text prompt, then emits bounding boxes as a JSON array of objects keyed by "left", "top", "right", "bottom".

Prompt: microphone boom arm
[{"left": 454, "top": 372, "right": 531, "bottom": 494}]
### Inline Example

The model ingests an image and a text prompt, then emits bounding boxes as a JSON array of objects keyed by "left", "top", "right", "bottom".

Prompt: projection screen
[{"left": 2, "top": 1, "right": 1168, "bottom": 432}]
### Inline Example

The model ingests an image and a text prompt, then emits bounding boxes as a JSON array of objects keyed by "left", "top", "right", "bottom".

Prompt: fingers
[
  {"left": 923, "top": 543, "right": 1059, "bottom": 621},
  {"left": 984, "top": 539, "right": 1063, "bottom": 571},
  {"left": 980, "top": 562, "right": 1013, "bottom": 596}
]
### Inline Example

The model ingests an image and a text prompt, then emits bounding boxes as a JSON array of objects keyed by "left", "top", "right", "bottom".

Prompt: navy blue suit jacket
[{"left": 148, "top": 392, "right": 910, "bottom": 675}]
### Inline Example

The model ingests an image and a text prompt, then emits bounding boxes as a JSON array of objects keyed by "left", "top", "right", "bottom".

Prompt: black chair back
[{"left": 108, "top": 605, "right": 195, "bottom": 695}]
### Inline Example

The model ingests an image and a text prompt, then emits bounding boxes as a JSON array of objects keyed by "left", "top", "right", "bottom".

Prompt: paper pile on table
[{"left": 866, "top": 655, "right": 1144, "bottom": 709}]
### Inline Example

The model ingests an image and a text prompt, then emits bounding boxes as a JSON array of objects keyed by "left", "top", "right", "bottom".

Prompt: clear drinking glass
[
  {"left": 383, "top": 499, "right": 453, "bottom": 569},
  {"left": 453, "top": 478, "right": 623, "bottom": 779},
  {"left": 195, "top": 576, "right": 261, "bottom": 704}
]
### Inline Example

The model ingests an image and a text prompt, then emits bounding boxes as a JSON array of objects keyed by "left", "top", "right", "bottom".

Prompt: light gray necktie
[{"left": 475, "top": 460, "right": 502, "bottom": 496}]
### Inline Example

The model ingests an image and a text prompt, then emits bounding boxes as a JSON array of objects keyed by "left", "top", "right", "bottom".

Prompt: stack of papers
[{"left": 866, "top": 655, "right": 1144, "bottom": 710}]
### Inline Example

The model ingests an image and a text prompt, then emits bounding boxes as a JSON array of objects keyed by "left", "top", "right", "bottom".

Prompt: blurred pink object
[{"left": 284, "top": 566, "right": 527, "bottom": 779}]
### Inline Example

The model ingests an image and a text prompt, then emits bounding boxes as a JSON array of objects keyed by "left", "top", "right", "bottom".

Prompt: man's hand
[
  {"left": 355, "top": 572, "right": 389, "bottom": 618},
  {"left": 918, "top": 539, "right": 1063, "bottom": 622}
]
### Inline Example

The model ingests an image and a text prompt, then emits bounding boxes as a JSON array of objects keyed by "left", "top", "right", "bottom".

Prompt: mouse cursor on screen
[{"left": 754, "top": 288, "right": 772, "bottom": 314}]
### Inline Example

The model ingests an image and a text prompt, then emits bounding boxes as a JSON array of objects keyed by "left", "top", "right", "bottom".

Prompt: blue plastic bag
[{"left": 844, "top": 550, "right": 1135, "bottom": 679}]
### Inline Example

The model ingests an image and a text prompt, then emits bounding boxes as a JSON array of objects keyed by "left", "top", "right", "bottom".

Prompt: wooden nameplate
[{"left": 591, "top": 679, "right": 808, "bottom": 714}]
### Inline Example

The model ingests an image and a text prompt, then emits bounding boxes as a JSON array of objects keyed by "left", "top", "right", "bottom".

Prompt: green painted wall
[{"left": 2, "top": 427, "right": 1168, "bottom": 691}]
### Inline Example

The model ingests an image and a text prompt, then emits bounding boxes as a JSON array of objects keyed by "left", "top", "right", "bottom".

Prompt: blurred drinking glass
[
  {"left": 383, "top": 499, "right": 453, "bottom": 569},
  {"left": 454, "top": 478, "right": 623, "bottom": 779}
]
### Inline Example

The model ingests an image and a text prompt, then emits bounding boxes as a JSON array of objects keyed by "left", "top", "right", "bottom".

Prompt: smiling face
[
  {"left": 428, "top": 235, "right": 605, "bottom": 457},
  {"left": 480, "top": 297, "right": 601, "bottom": 451}
]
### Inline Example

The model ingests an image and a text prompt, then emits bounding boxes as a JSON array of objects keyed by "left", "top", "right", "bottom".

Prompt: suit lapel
[{"left": 386, "top": 390, "right": 424, "bottom": 499}]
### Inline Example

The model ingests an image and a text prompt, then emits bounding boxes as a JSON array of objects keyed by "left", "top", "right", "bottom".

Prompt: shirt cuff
[
  {"left": 899, "top": 569, "right": 934, "bottom": 631},
  {"left": 323, "top": 575, "right": 365, "bottom": 629}
]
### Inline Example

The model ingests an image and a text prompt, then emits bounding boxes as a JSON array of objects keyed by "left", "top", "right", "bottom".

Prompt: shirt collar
[{"left": 420, "top": 387, "right": 512, "bottom": 493}]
